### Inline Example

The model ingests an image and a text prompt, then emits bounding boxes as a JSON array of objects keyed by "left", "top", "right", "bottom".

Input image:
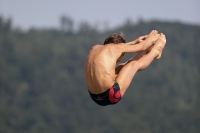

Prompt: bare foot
[
  {"left": 143, "top": 30, "right": 160, "bottom": 49},
  {"left": 151, "top": 33, "right": 166, "bottom": 59}
]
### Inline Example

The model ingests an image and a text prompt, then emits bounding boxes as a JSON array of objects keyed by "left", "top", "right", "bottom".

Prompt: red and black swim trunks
[{"left": 89, "top": 82, "right": 122, "bottom": 106}]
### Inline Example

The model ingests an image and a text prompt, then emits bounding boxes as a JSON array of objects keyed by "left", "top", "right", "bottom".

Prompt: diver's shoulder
[{"left": 92, "top": 44, "right": 103, "bottom": 49}]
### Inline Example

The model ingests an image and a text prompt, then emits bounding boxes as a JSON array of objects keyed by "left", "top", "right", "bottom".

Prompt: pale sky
[{"left": 0, "top": 0, "right": 199, "bottom": 30}]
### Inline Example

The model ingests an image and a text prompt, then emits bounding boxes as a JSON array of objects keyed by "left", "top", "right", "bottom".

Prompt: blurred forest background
[{"left": 0, "top": 15, "right": 200, "bottom": 133}]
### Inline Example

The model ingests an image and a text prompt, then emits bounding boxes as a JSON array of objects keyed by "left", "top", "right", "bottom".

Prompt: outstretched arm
[
  {"left": 130, "top": 35, "right": 148, "bottom": 45},
  {"left": 116, "top": 30, "right": 159, "bottom": 53}
]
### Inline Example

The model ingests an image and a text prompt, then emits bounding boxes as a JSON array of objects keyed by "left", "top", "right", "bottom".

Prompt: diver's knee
[{"left": 129, "top": 61, "right": 140, "bottom": 69}]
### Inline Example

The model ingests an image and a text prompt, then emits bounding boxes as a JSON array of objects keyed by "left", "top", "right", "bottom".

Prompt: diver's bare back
[{"left": 84, "top": 44, "right": 121, "bottom": 94}]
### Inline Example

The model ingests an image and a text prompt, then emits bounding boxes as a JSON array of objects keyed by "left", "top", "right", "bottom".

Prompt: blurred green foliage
[{"left": 0, "top": 16, "right": 200, "bottom": 133}]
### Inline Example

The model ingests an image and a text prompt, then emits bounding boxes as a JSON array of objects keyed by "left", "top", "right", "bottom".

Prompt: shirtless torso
[{"left": 84, "top": 44, "right": 121, "bottom": 94}]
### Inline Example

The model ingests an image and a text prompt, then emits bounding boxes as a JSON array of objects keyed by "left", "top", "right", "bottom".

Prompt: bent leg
[
  {"left": 115, "top": 51, "right": 156, "bottom": 96},
  {"left": 115, "top": 47, "right": 152, "bottom": 76},
  {"left": 115, "top": 34, "right": 166, "bottom": 96}
]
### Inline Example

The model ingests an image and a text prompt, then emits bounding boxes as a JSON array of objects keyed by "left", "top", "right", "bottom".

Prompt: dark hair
[{"left": 104, "top": 33, "right": 126, "bottom": 45}]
